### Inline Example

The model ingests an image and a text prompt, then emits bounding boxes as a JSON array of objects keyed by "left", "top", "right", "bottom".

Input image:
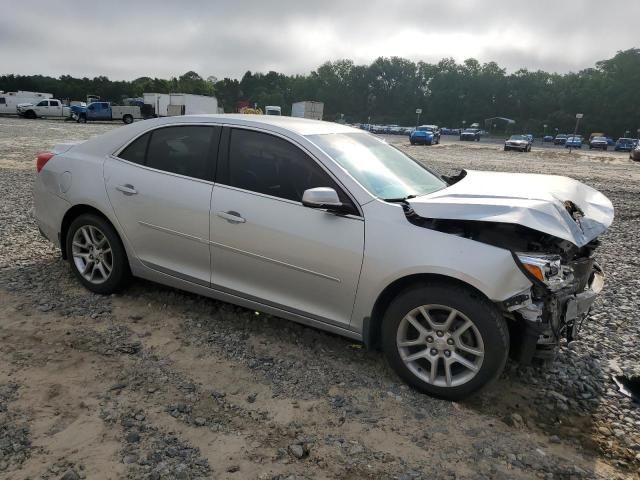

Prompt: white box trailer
[
  {"left": 169, "top": 94, "right": 218, "bottom": 115},
  {"left": 143, "top": 93, "right": 170, "bottom": 117},
  {"left": 0, "top": 91, "right": 53, "bottom": 115},
  {"left": 291, "top": 101, "right": 324, "bottom": 120}
]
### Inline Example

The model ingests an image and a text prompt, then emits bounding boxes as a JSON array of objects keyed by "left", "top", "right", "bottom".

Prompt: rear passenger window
[
  {"left": 0, "top": 98, "right": 6, "bottom": 104},
  {"left": 146, "top": 126, "right": 215, "bottom": 180},
  {"left": 118, "top": 132, "right": 150, "bottom": 165},
  {"left": 50, "top": 100, "right": 59, "bottom": 107}
]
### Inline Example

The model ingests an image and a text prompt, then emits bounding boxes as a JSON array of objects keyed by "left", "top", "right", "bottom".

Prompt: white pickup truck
[{"left": 17, "top": 99, "right": 70, "bottom": 119}]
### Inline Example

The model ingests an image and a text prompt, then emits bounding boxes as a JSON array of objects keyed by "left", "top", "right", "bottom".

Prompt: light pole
[
  {"left": 569, "top": 113, "right": 583, "bottom": 153},
  {"left": 543, "top": 124, "right": 547, "bottom": 136},
  {"left": 415, "top": 108, "right": 422, "bottom": 128},
  {"left": 462, "top": 120, "right": 466, "bottom": 131}
]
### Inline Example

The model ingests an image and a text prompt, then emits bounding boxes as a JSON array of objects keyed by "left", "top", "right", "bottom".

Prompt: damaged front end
[
  {"left": 404, "top": 169, "right": 614, "bottom": 364},
  {"left": 507, "top": 250, "right": 605, "bottom": 363}
]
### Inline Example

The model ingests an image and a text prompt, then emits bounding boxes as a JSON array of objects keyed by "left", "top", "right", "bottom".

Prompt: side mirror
[{"left": 302, "top": 187, "right": 344, "bottom": 211}]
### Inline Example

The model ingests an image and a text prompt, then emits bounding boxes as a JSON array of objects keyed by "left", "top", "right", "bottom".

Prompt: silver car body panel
[
  {"left": 408, "top": 170, "right": 614, "bottom": 247},
  {"left": 32, "top": 114, "right": 611, "bottom": 342},
  {"left": 210, "top": 183, "right": 365, "bottom": 326},
  {"left": 104, "top": 157, "right": 213, "bottom": 286}
]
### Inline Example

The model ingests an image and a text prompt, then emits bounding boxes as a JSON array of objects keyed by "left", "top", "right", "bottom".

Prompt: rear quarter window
[{"left": 117, "top": 133, "right": 150, "bottom": 165}]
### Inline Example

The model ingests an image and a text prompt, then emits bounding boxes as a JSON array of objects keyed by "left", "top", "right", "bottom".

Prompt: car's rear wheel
[
  {"left": 66, "top": 214, "right": 130, "bottom": 294},
  {"left": 123, "top": 114, "right": 133, "bottom": 124},
  {"left": 381, "top": 283, "right": 509, "bottom": 400}
]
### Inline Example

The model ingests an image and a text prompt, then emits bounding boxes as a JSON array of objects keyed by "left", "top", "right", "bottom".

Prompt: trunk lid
[{"left": 408, "top": 170, "right": 614, "bottom": 247}]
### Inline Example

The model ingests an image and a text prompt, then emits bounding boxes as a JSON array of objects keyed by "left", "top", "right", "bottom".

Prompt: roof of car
[{"left": 150, "top": 114, "right": 360, "bottom": 136}]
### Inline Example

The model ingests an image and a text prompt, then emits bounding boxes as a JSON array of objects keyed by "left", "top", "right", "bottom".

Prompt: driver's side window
[
  {"left": 224, "top": 128, "right": 355, "bottom": 210},
  {"left": 36, "top": 100, "right": 48, "bottom": 106}
]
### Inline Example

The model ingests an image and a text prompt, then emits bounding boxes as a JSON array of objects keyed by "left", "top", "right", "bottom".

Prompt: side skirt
[{"left": 130, "top": 262, "right": 363, "bottom": 342}]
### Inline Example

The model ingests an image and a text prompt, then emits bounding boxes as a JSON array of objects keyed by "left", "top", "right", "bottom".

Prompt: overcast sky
[{"left": 2, "top": 0, "right": 638, "bottom": 80}]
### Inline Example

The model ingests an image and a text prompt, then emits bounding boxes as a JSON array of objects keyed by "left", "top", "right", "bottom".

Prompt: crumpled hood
[{"left": 408, "top": 170, "right": 614, "bottom": 247}]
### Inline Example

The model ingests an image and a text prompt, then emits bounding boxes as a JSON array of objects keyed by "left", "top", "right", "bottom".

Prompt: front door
[
  {"left": 105, "top": 125, "right": 220, "bottom": 285},
  {"left": 210, "top": 128, "right": 364, "bottom": 326}
]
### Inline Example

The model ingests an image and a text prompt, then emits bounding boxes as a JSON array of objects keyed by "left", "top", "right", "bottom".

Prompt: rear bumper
[{"left": 33, "top": 175, "right": 70, "bottom": 249}]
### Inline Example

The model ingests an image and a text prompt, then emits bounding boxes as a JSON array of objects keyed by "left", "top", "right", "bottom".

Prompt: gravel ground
[{"left": 0, "top": 117, "right": 638, "bottom": 479}]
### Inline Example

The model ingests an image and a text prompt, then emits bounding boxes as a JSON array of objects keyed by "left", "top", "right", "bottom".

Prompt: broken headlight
[{"left": 516, "top": 253, "right": 574, "bottom": 291}]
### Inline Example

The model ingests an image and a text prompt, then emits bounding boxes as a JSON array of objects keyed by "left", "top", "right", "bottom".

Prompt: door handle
[
  {"left": 216, "top": 211, "right": 246, "bottom": 224},
  {"left": 116, "top": 184, "right": 137, "bottom": 195}
]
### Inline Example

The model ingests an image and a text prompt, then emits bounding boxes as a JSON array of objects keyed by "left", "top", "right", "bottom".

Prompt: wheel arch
[
  {"left": 60, "top": 204, "right": 120, "bottom": 259},
  {"left": 363, "top": 273, "right": 493, "bottom": 351}
]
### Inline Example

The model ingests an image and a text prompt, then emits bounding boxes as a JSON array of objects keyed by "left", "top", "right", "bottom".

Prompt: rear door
[
  {"left": 210, "top": 127, "right": 364, "bottom": 326},
  {"left": 48, "top": 100, "right": 62, "bottom": 116},
  {"left": 105, "top": 124, "right": 221, "bottom": 285}
]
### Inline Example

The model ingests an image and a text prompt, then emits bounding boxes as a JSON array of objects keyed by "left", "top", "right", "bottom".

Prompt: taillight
[{"left": 36, "top": 151, "right": 55, "bottom": 173}]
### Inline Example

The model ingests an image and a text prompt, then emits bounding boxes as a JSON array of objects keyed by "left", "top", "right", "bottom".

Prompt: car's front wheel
[
  {"left": 66, "top": 214, "right": 130, "bottom": 294},
  {"left": 382, "top": 283, "right": 509, "bottom": 400}
]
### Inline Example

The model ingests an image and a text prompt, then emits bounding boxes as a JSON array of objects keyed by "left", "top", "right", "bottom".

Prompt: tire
[
  {"left": 410, "top": 140, "right": 415, "bottom": 145},
  {"left": 123, "top": 114, "right": 133, "bottom": 124},
  {"left": 79, "top": 113, "right": 87, "bottom": 124},
  {"left": 381, "top": 282, "right": 509, "bottom": 401},
  {"left": 504, "top": 146, "right": 509, "bottom": 151},
  {"left": 25, "top": 110, "right": 36, "bottom": 119},
  {"left": 65, "top": 213, "right": 131, "bottom": 294}
]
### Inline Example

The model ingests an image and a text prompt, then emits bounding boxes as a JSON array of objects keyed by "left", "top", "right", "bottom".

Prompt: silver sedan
[{"left": 33, "top": 114, "right": 613, "bottom": 400}]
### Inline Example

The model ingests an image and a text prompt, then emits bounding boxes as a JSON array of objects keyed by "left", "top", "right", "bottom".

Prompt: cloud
[{"left": 0, "top": 0, "right": 638, "bottom": 80}]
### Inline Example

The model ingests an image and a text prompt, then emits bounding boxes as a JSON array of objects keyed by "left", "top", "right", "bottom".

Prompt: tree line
[{"left": 1, "top": 48, "right": 639, "bottom": 137}]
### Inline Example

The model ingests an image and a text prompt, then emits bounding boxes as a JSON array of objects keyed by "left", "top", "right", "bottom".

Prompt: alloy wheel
[
  {"left": 71, "top": 225, "right": 113, "bottom": 284},
  {"left": 396, "top": 304, "right": 485, "bottom": 388}
]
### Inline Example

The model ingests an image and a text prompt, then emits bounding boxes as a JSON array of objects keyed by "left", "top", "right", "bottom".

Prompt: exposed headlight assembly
[{"left": 515, "top": 253, "right": 574, "bottom": 291}]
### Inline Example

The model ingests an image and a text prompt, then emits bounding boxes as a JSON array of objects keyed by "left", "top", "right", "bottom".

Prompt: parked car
[
  {"left": 370, "top": 125, "right": 385, "bottom": 134},
  {"left": 543, "top": 135, "right": 554, "bottom": 143},
  {"left": 554, "top": 134, "right": 568, "bottom": 145},
  {"left": 389, "top": 125, "right": 404, "bottom": 135},
  {"left": 606, "top": 137, "right": 614, "bottom": 146},
  {"left": 410, "top": 125, "right": 440, "bottom": 145},
  {"left": 71, "top": 102, "right": 141, "bottom": 124},
  {"left": 614, "top": 138, "right": 635, "bottom": 151},
  {"left": 33, "top": 115, "right": 613, "bottom": 400},
  {"left": 588, "top": 132, "right": 605, "bottom": 142},
  {"left": 460, "top": 128, "right": 481, "bottom": 141},
  {"left": 589, "top": 136, "right": 608, "bottom": 150},
  {"left": 565, "top": 136, "right": 583, "bottom": 148},
  {"left": 630, "top": 142, "right": 640, "bottom": 161},
  {"left": 17, "top": 99, "right": 70, "bottom": 119},
  {"left": 504, "top": 134, "right": 532, "bottom": 152}
]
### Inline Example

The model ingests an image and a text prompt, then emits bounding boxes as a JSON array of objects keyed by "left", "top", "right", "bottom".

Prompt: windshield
[
  {"left": 593, "top": 136, "right": 606, "bottom": 141},
  {"left": 307, "top": 132, "right": 446, "bottom": 200},
  {"left": 618, "top": 138, "right": 632, "bottom": 143},
  {"left": 509, "top": 135, "right": 526, "bottom": 140}
]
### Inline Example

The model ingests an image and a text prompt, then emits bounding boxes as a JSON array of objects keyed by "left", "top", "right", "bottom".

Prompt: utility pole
[
  {"left": 569, "top": 113, "right": 583, "bottom": 153},
  {"left": 415, "top": 108, "right": 422, "bottom": 128}
]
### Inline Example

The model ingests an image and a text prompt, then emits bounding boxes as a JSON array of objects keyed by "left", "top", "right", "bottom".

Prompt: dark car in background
[
  {"left": 554, "top": 134, "right": 568, "bottom": 145},
  {"left": 565, "top": 136, "right": 583, "bottom": 148},
  {"left": 543, "top": 135, "right": 554, "bottom": 142},
  {"left": 615, "top": 138, "right": 635, "bottom": 151},
  {"left": 589, "top": 136, "right": 608, "bottom": 150},
  {"left": 410, "top": 125, "right": 440, "bottom": 145},
  {"left": 460, "top": 128, "right": 481, "bottom": 141}
]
